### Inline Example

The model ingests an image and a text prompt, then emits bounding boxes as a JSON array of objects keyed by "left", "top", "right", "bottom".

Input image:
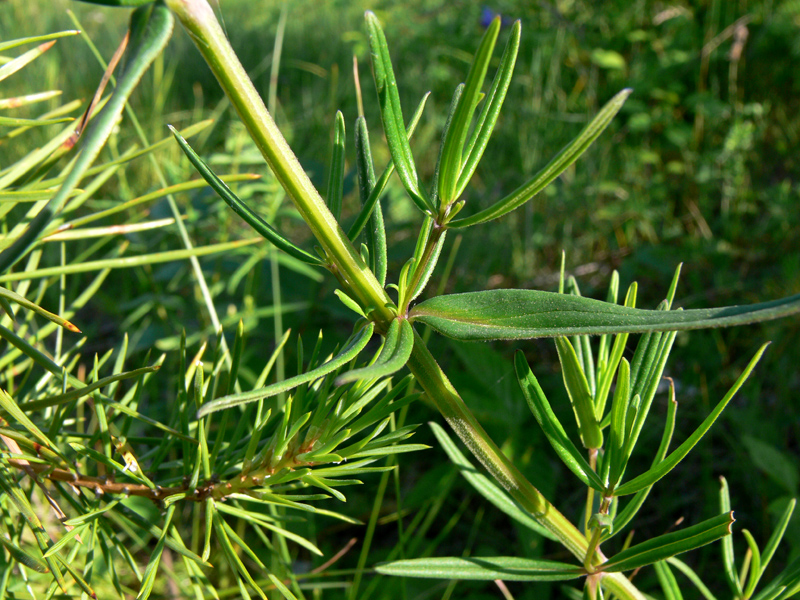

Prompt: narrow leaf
[
  {"left": 0, "top": 285, "right": 80, "bottom": 332},
  {"left": 326, "top": 111, "right": 346, "bottom": 221},
  {"left": 0, "top": 535, "right": 49, "bottom": 573},
  {"left": 410, "top": 289, "right": 800, "bottom": 341},
  {"left": 352, "top": 116, "right": 387, "bottom": 285},
  {"left": 336, "top": 319, "right": 413, "bottom": 384},
  {"left": 198, "top": 323, "right": 375, "bottom": 416},
  {"left": 514, "top": 352, "right": 604, "bottom": 491},
  {"left": 455, "top": 19, "right": 521, "bottom": 198},
  {"left": 600, "top": 512, "right": 734, "bottom": 572},
  {"left": 376, "top": 556, "right": 583, "bottom": 581},
  {"left": 555, "top": 337, "right": 603, "bottom": 449},
  {"left": 438, "top": 17, "right": 500, "bottom": 207},
  {"left": 170, "top": 126, "right": 323, "bottom": 265},
  {"left": 0, "top": 30, "right": 79, "bottom": 53},
  {"left": 613, "top": 344, "right": 768, "bottom": 496},
  {"left": 0, "top": 40, "right": 57, "bottom": 83},
  {"left": 348, "top": 92, "right": 429, "bottom": 241},
  {"left": 365, "top": 11, "right": 431, "bottom": 214},
  {"left": 448, "top": 89, "right": 631, "bottom": 228}
]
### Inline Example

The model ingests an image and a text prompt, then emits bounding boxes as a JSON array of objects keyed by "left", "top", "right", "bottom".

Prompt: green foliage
[{"left": 0, "top": 1, "right": 798, "bottom": 599}]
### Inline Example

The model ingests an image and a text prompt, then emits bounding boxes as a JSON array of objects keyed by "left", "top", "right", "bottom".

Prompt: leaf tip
[{"left": 65, "top": 321, "right": 81, "bottom": 333}]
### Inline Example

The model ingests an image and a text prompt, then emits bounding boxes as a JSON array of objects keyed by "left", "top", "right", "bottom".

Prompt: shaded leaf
[{"left": 514, "top": 352, "right": 604, "bottom": 491}]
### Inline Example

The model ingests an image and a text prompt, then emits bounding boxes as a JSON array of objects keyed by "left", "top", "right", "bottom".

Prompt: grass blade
[
  {"left": 0, "top": 285, "right": 79, "bottom": 332},
  {"left": 0, "top": 3, "right": 173, "bottom": 274}
]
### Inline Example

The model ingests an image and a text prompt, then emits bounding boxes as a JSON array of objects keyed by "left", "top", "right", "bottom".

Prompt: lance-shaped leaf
[
  {"left": 326, "top": 111, "right": 346, "bottom": 221},
  {"left": 170, "top": 126, "right": 323, "bottom": 266},
  {"left": 430, "top": 421, "right": 556, "bottom": 540},
  {"left": 447, "top": 89, "right": 631, "bottom": 228},
  {"left": 348, "top": 92, "right": 429, "bottom": 242},
  {"left": 336, "top": 318, "right": 413, "bottom": 385},
  {"left": 455, "top": 20, "right": 520, "bottom": 199},
  {"left": 353, "top": 116, "right": 387, "bottom": 285},
  {"left": 600, "top": 512, "right": 734, "bottom": 573},
  {"left": 376, "top": 556, "right": 583, "bottom": 581},
  {"left": 613, "top": 344, "right": 767, "bottom": 496},
  {"left": 0, "top": 535, "right": 48, "bottom": 574},
  {"left": 437, "top": 17, "right": 500, "bottom": 208},
  {"left": 365, "top": 11, "right": 432, "bottom": 214},
  {"left": 0, "top": 3, "right": 173, "bottom": 274},
  {"left": 197, "top": 323, "right": 375, "bottom": 417},
  {"left": 0, "top": 285, "right": 80, "bottom": 332},
  {"left": 515, "top": 352, "right": 604, "bottom": 491},
  {"left": 555, "top": 337, "right": 603, "bottom": 449},
  {"left": 0, "top": 115, "right": 73, "bottom": 127},
  {"left": 410, "top": 289, "right": 800, "bottom": 341},
  {"left": 429, "top": 83, "right": 464, "bottom": 216}
]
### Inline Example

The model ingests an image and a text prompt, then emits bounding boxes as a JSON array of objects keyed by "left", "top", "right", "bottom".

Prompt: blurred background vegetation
[{"left": 2, "top": 0, "right": 798, "bottom": 597}]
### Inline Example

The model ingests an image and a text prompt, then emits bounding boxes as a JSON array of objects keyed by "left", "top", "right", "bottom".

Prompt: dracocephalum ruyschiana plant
[{"left": 0, "top": 1, "right": 798, "bottom": 598}]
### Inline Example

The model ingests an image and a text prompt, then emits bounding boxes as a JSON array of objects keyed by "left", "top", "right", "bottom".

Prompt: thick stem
[
  {"left": 405, "top": 331, "right": 645, "bottom": 600},
  {"left": 165, "top": 0, "right": 394, "bottom": 324}
]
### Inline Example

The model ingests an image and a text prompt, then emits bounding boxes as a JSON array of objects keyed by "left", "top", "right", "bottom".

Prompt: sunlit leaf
[
  {"left": 447, "top": 89, "right": 631, "bottom": 228},
  {"left": 410, "top": 289, "right": 800, "bottom": 341},
  {"left": 376, "top": 555, "right": 583, "bottom": 581}
]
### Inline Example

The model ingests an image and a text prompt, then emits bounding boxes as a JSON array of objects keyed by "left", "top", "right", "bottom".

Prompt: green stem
[
  {"left": 167, "top": 4, "right": 645, "bottom": 598},
  {"left": 165, "top": 0, "right": 394, "bottom": 325},
  {"left": 406, "top": 330, "right": 644, "bottom": 600}
]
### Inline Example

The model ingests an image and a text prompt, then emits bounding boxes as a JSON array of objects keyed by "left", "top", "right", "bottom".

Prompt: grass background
[{"left": 1, "top": 0, "right": 799, "bottom": 597}]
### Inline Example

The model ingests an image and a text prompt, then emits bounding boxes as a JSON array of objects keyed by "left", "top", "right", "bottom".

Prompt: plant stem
[
  {"left": 165, "top": 0, "right": 395, "bottom": 325},
  {"left": 405, "top": 330, "right": 645, "bottom": 600},
  {"left": 166, "top": 4, "right": 646, "bottom": 598}
]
